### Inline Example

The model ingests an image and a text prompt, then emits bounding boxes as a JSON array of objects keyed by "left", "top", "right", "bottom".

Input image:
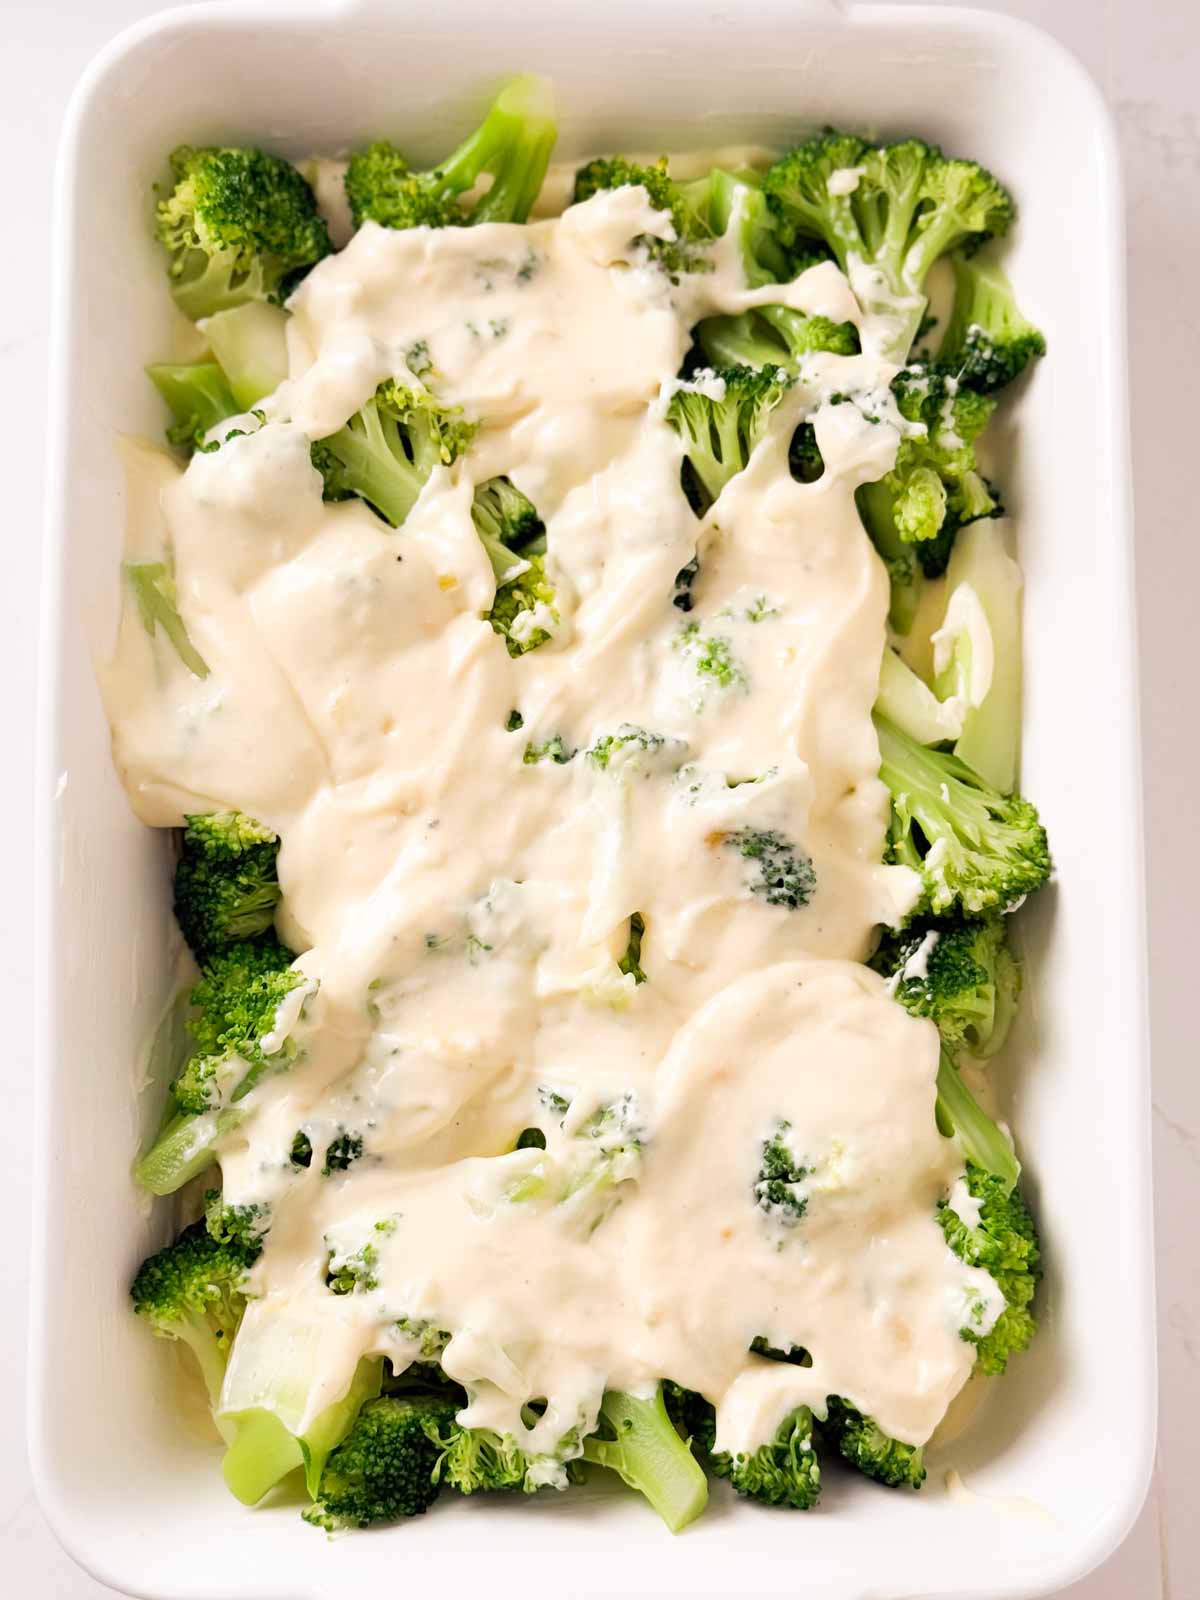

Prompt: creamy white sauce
[{"left": 102, "top": 182, "right": 994, "bottom": 1466}]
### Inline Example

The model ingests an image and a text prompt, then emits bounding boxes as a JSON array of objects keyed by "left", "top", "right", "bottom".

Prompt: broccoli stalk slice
[
  {"left": 581, "top": 1385, "right": 709, "bottom": 1533},
  {"left": 874, "top": 711, "right": 1050, "bottom": 917},
  {"left": 936, "top": 1048, "right": 1019, "bottom": 1193},
  {"left": 311, "top": 380, "right": 477, "bottom": 530},
  {"left": 126, "top": 561, "right": 210, "bottom": 679},
  {"left": 134, "top": 1105, "right": 233, "bottom": 1195},
  {"left": 571, "top": 156, "right": 718, "bottom": 275},
  {"left": 937, "top": 252, "right": 1046, "bottom": 394},
  {"left": 471, "top": 475, "right": 545, "bottom": 583},
  {"left": 942, "top": 520, "right": 1024, "bottom": 794},
  {"left": 146, "top": 362, "right": 240, "bottom": 452},
  {"left": 346, "top": 76, "right": 556, "bottom": 231},
  {"left": 155, "top": 144, "right": 331, "bottom": 320}
]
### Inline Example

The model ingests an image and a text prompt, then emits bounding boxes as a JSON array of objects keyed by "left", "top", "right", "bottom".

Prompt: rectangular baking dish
[{"left": 32, "top": 2, "right": 1153, "bottom": 1596}]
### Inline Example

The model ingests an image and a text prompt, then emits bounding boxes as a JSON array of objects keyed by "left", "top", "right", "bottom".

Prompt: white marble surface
[{"left": 3, "top": 0, "right": 1193, "bottom": 1593}]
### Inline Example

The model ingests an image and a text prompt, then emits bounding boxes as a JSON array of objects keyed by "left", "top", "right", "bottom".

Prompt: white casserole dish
[{"left": 32, "top": 1, "right": 1153, "bottom": 1595}]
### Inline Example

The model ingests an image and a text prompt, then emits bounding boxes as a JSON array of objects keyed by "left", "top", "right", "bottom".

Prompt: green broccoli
[
  {"left": 618, "top": 912, "right": 647, "bottom": 984},
  {"left": 147, "top": 361, "right": 240, "bottom": 453},
  {"left": 522, "top": 734, "right": 574, "bottom": 765},
  {"left": 311, "top": 379, "right": 477, "bottom": 531},
  {"left": 938, "top": 252, "right": 1046, "bottom": 394},
  {"left": 126, "top": 561, "right": 210, "bottom": 680},
  {"left": 290, "top": 1130, "right": 313, "bottom": 1168},
  {"left": 471, "top": 475, "right": 546, "bottom": 581},
  {"left": 173, "top": 811, "right": 282, "bottom": 964},
  {"left": 871, "top": 913, "right": 1021, "bottom": 1061},
  {"left": 763, "top": 134, "right": 1012, "bottom": 360},
  {"left": 666, "top": 364, "right": 791, "bottom": 516},
  {"left": 673, "top": 621, "right": 747, "bottom": 693},
  {"left": 940, "top": 1161, "right": 1041, "bottom": 1375},
  {"left": 672, "top": 555, "right": 700, "bottom": 612},
  {"left": 572, "top": 155, "right": 718, "bottom": 275},
  {"left": 725, "top": 828, "right": 816, "bottom": 910},
  {"left": 322, "top": 1131, "right": 365, "bottom": 1176},
  {"left": 822, "top": 1397, "right": 927, "bottom": 1489},
  {"left": 204, "top": 1188, "right": 271, "bottom": 1249},
  {"left": 788, "top": 420, "right": 825, "bottom": 484},
  {"left": 155, "top": 145, "right": 331, "bottom": 320},
  {"left": 696, "top": 307, "right": 859, "bottom": 374},
  {"left": 304, "top": 1394, "right": 459, "bottom": 1530},
  {"left": 586, "top": 725, "right": 669, "bottom": 771},
  {"left": 874, "top": 712, "right": 1051, "bottom": 918},
  {"left": 712, "top": 1407, "right": 822, "bottom": 1510},
  {"left": 486, "top": 551, "right": 557, "bottom": 655},
  {"left": 346, "top": 76, "right": 556, "bottom": 232},
  {"left": 581, "top": 1386, "right": 709, "bottom": 1533},
  {"left": 130, "top": 1219, "right": 259, "bottom": 1405},
  {"left": 754, "top": 1118, "right": 808, "bottom": 1228}
]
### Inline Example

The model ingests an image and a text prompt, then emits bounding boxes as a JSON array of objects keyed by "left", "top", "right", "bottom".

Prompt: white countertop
[{"left": 3, "top": 1, "right": 1192, "bottom": 1594}]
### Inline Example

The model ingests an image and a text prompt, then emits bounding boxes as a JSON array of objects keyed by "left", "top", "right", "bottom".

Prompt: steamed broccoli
[
  {"left": 428, "top": 1421, "right": 535, "bottom": 1495},
  {"left": 763, "top": 134, "right": 1012, "bottom": 360},
  {"left": 696, "top": 307, "right": 859, "bottom": 374},
  {"left": 618, "top": 912, "right": 647, "bottom": 984},
  {"left": 130, "top": 1219, "right": 259, "bottom": 1405},
  {"left": 754, "top": 1118, "right": 808, "bottom": 1228},
  {"left": 874, "top": 712, "right": 1051, "bottom": 917},
  {"left": 573, "top": 156, "right": 718, "bottom": 275},
  {"left": 871, "top": 913, "right": 1021, "bottom": 1061},
  {"left": 204, "top": 1188, "right": 271, "bottom": 1250},
  {"left": 581, "top": 1386, "right": 709, "bottom": 1532},
  {"left": 155, "top": 145, "right": 331, "bottom": 320},
  {"left": 940, "top": 1161, "right": 1041, "bottom": 1375},
  {"left": 322, "top": 1131, "right": 365, "bottom": 1176},
  {"left": 346, "top": 76, "right": 556, "bottom": 231},
  {"left": 667, "top": 364, "right": 791, "bottom": 516},
  {"left": 173, "top": 811, "right": 282, "bottom": 963},
  {"left": 311, "top": 379, "right": 477, "bottom": 530},
  {"left": 822, "top": 1397, "right": 927, "bottom": 1489},
  {"left": 711, "top": 1407, "right": 822, "bottom": 1509},
  {"left": 147, "top": 361, "right": 239, "bottom": 452},
  {"left": 486, "top": 552, "right": 557, "bottom": 655},
  {"left": 673, "top": 621, "right": 747, "bottom": 694},
  {"left": 471, "top": 475, "right": 546, "bottom": 580},
  {"left": 522, "top": 734, "right": 574, "bottom": 765},
  {"left": 304, "top": 1394, "right": 458, "bottom": 1530},
  {"left": 725, "top": 827, "right": 816, "bottom": 910},
  {"left": 126, "top": 561, "right": 210, "bottom": 680},
  {"left": 938, "top": 252, "right": 1046, "bottom": 394}
]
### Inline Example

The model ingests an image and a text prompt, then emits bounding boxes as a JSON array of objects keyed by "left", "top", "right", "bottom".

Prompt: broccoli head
[
  {"left": 940, "top": 1161, "right": 1041, "bottom": 1375},
  {"left": 130, "top": 1219, "right": 259, "bottom": 1405},
  {"left": 874, "top": 712, "right": 1051, "bottom": 917},
  {"left": 147, "top": 361, "right": 240, "bottom": 454},
  {"left": 486, "top": 551, "right": 558, "bottom": 656},
  {"left": 304, "top": 1394, "right": 459, "bottom": 1530},
  {"left": 711, "top": 1407, "right": 822, "bottom": 1510},
  {"left": 311, "top": 379, "right": 477, "bottom": 531},
  {"left": 204, "top": 1188, "right": 271, "bottom": 1250},
  {"left": 428, "top": 1422, "right": 533, "bottom": 1495},
  {"left": 871, "top": 913, "right": 1021, "bottom": 1061},
  {"left": 822, "top": 1397, "right": 927, "bottom": 1489},
  {"left": 754, "top": 1118, "right": 808, "bottom": 1229},
  {"left": 763, "top": 133, "right": 1012, "bottom": 360},
  {"left": 581, "top": 1386, "right": 709, "bottom": 1533},
  {"left": 725, "top": 828, "right": 817, "bottom": 910},
  {"left": 155, "top": 145, "right": 331, "bottom": 320},
  {"left": 345, "top": 76, "right": 556, "bottom": 232},
  {"left": 938, "top": 252, "right": 1046, "bottom": 394},
  {"left": 573, "top": 155, "right": 718, "bottom": 275},
  {"left": 173, "top": 811, "right": 282, "bottom": 963},
  {"left": 667, "top": 364, "right": 791, "bottom": 516},
  {"left": 471, "top": 475, "right": 546, "bottom": 580}
]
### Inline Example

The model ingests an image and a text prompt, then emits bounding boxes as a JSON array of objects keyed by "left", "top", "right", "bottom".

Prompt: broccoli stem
[
  {"left": 440, "top": 74, "right": 557, "bottom": 224},
  {"left": 134, "top": 1107, "right": 229, "bottom": 1195},
  {"left": 943, "top": 521, "right": 1023, "bottom": 793},
  {"left": 582, "top": 1386, "right": 709, "bottom": 1533},
  {"left": 146, "top": 362, "right": 239, "bottom": 449},
  {"left": 875, "top": 647, "right": 963, "bottom": 745},
  {"left": 935, "top": 1048, "right": 1019, "bottom": 1193},
  {"left": 202, "top": 302, "right": 290, "bottom": 408}
]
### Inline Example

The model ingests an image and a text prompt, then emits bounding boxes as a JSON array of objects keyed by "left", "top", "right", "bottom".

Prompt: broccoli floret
[
  {"left": 173, "top": 811, "right": 282, "bottom": 964},
  {"left": 697, "top": 307, "right": 859, "bottom": 374},
  {"left": 754, "top": 1118, "right": 808, "bottom": 1228},
  {"left": 147, "top": 361, "right": 240, "bottom": 453},
  {"left": 304, "top": 1394, "right": 459, "bottom": 1530},
  {"left": 290, "top": 1129, "right": 313, "bottom": 1168},
  {"left": 486, "top": 551, "right": 558, "bottom": 656},
  {"left": 673, "top": 621, "right": 747, "bottom": 694},
  {"left": 725, "top": 827, "right": 816, "bottom": 910},
  {"left": 662, "top": 1383, "right": 716, "bottom": 1456},
  {"left": 471, "top": 475, "right": 546, "bottom": 581},
  {"left": 322, "top": 1131, "right": 365, "bottom": 1176},
  {"left": 573, "top": 156, "right": 718, "bottom": 276},
  {"left": 311, "top": 379, "right": 477, "bottom": 531},
  {"left": 874, "top": 712, "right": 1051, "bottom": 917},
  {"left": 394, "top": 1318, "right": 452, "bottom": 1361},
  {"left": 522, "top": 734, "right": 574, "bottom": 765},
  {"left": 130, "top": 1219, "right": 259, "bottom": 1405},
  {"left": 582, "top": 1386, "right": 709, "bottom": 1532},
  {"left": 938, "top": 253, "right": 1046, "bottom": 394},
  {"left": 427, "top": 1422, "right": 533, "bottom": 1495},
  {"left": 155, "top": 145, "right": 331, "bottom": 320},
  {"left": 941, "top": 1161, "right": 1041, "bottom": 1375},
  {"left": 672, "top": 555, "right": 700, "bottom": 612},
  {"left": 586, "top": 725, "right": 667, "bottom": 771},
  {"left": 126, "top": 561, "right": 210, "bottom": 680},
  {"left": 788, "top": 421, "right": 826, "bottom": 484},
  {"left": 712, "top": 1407, "right": 822, "bottom": 1510},
  {"left": 871, "top": 913, "right": 1021, "bottom": 1061},
  {"left": 204, "top": 1187, "right": 271, "bottom": 1249},
  {"left": 667, "top": 364, "right": 791, "bottom": 516},
  {"left": 763, "top": 134, "right": 1012, "bottom": 360},
  {"left": 346, "top": 76, "right": 556, "bottom": 232},
  {"left": 822, "top": 1397, "right": 927, "bottom": 1489},
  {"left": 326, "top": 1230, "right": 387, "bottom": 1295},
  {"left": 618, "top": 912, "right": 647, "bottom": 985}
]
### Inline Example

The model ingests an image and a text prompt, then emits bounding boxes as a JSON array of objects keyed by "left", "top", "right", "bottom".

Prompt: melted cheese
[{"left": 102, "top": 182, "right": 991, "bottom": 1469}]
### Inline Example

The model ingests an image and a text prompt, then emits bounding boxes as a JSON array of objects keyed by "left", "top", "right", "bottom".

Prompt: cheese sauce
[{"left": 102, "top": 183, "right": 993, "bottom": 1470}]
